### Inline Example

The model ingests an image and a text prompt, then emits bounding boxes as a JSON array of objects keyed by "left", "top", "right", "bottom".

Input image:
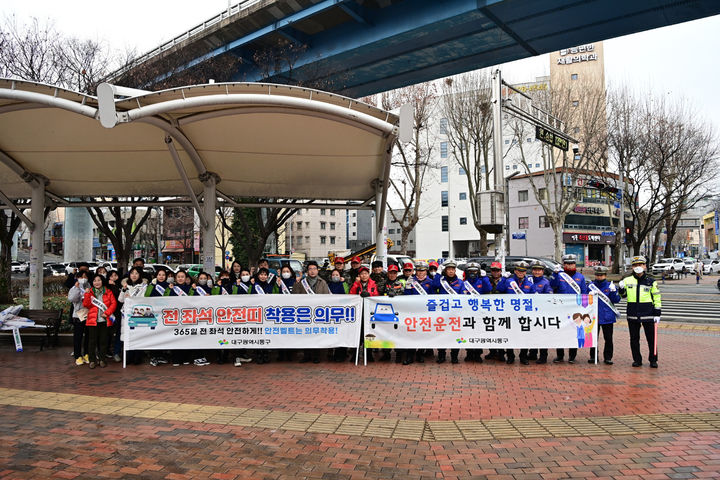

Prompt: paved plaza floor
[{"left": 0, "top": 320, "right": 719, "bottom": 479}]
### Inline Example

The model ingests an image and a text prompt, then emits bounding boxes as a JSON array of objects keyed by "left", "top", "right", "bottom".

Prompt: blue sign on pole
[
  {"left": 715, "top": 210, "right": 719, "bottom": 233},
  {"left": 511, "top": 232, "right": 526, "bottom": 240}
]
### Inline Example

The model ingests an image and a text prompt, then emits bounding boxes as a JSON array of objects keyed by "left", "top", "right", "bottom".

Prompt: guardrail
[{"left": 109, "top": 0, "right": 261, "bottom": 80}]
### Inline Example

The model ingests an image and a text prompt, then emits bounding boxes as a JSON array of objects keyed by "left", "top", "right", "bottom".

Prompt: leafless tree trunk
[{"left": 381, "top": 82, "right": 437, "bottom": 255}]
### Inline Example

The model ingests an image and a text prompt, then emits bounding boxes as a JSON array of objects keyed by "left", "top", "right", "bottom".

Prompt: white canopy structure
[{"left": 0, "top": 79, "right": 400, "bottom": 307}]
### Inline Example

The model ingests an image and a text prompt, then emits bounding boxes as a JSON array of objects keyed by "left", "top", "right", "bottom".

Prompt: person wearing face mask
[
  {"left": 68, "top": 271, "right": 90, "bottom": 366},
  {"left": 589, "top": 266, "right": 621, "bottom": 365},
  {"left": 292, "top": 261, "right": 330, "bottom": 363},
  {"left": 428, "top": 261, "right": 439, "bottom": 279},
  {"left": 96, "top": 266, "right": 108, "bottom": 278},
  {"left": 504, "top": 261, "right": 536, "bottom": 365},
  {"left": 328, "top": 269, "right": 349, "bottom": 294},
  {"left": 433, "top": 260, "right": 464, "bottom": 364},
  {"left": 193, "top": 271, "right": 213, "bottom": 296},
  {"left": 462, "top": 263, "right": 484, "bottom": 363},
  {"left": 119, "top": 267, "right": 147, "bottom": 365},
  {"left": 482, "top": 262, "right": 509, "bottom": 362},
  {"left": 235, "top": 268, "right": 255, "bottom": 294},
  {"left": 381, "top": 264, "right": 409, "bottom": 364},
  {"left": 619, "top": 256, "right": 661, "bottom": 368},
  {"left": 549, "top": 254, "right": 589, "bottom": 364},
  {"left": 528, "top": 261, "right": 552, "bottom": 364},
  {"left": 212, "top": 270, "right": 237, "bottom": 294}
]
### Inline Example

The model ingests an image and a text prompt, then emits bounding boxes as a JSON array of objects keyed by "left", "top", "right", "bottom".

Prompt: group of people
[{"left": 65, "top": 253, "right": 661, "bottom": 370}]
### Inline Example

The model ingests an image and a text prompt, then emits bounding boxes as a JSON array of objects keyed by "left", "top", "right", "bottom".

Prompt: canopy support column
[
  {"left": 165, "top": 136, "right": 207, "bottom": 229},
  {"left": 29, "top": 180, "right": 45, "bottom": 309},
  {"left": 373, "top": 180, "right": 387, "bottom": 268},
  {"left": 200, "top": 172, "right": 220, "bottom": 276}
]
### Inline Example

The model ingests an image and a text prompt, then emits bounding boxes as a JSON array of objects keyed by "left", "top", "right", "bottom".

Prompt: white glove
[
  {"left": 609, "top": 282, "right": 616, "bottom": 292},
  {"left": 502, "top": 271, "right": 511, "bottom": 278},
  {"left": 618, "top": 280, "right": 625, "bottom": 289},
  {"left": 553, "top": 265, "right": 562, "bottom": 274},
  {"left": 151, "top": 278, "right": 157, "bottom": 285},
  {"left": 480, "top": 269, "right": 486, "bottom": 277},
  {"left": 653, "top": 316, "right": 660, "bottom": 324},
  {"left": 121, "top": 278, "right": 128, "bottom": 288}
]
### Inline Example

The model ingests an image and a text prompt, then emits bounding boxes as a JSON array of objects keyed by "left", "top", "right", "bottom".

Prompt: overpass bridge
[{"left": 114, "top": 0, "right": 720, "bottom": 97}]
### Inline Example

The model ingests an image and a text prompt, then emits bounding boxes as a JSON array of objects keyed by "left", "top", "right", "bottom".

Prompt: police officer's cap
[
  {"left": 594, "top": 266, "right": 609, "bottom": 274},
  {"left": 514, "top": 261, "right": 529, "bottom": 272},
  {"left": 530, "top": 260, "right": 545, "bottom": 270},
  {"left": 631, "top": 255, "right": 647, "bottom": 265},
  {"left": 443, "top": 260, "right": 457, "bottom": 268},
  {"left": 561, "top": 254, "right": 577, "bottom": 264},
  {"left": 415, "top": 261, "right": 429, "bottom": 270},
  {"left": 466, "top": 262, "right": 480, "bottom": 271}
]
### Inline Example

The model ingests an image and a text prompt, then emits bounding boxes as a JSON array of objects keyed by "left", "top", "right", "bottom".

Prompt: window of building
[
  {"left": 440, "top": 142, "right": 448, "bottom": 158},
  {"left": 297, "top": 236, "right": 303, "bottom": 245},
  {"left": 441, "top": 216, "right": 448, "bottom": 232},
  {"left": 352, "top": 212, "right": 356, "bottom": 217},
  {"left": 305, "top": 222, "right": 309, "bottom": 228},
  {"left": 320, "top": 236, "right": 326, "bottom": 244},
  {"left": 352, "top": 222, "right": 356, "bottom": 227},
  {"left": 505, "top": 165, "right": 510, "bottom": 170},
  {"left": 459, "top": 192, "right": 467, "bottom": 200},
  {"left": 538, "top": 188, "right": 547, "bottom": 200},
  {"left": 518, "top": 190, "right": 528, "bottom": 202},
  {"left": 320, "top": 208, "right": 326, "bottom": 215},
  {"left": 440, "top": 166, "right": 448, "bottom": 182},
  {"left": 330, "top": 222, "right": 335, "bottom": 230},
  {"left": 388, "top": 229, "right": 394, "bottom": 234},
  {"left": 513, "top": 164, "right": 518, "bottom": 170},
  {"left": 458, "top": 167, "right": 466, "bottom": 176},
  {"left": 459, "top": 217, "right": 467, "bottom": 225},
  {"left": 535, "top": 163, "right": 540, "bottom": 168},
  {"left": 571, "top": 73, "right": 578, "bottom": 80},
  {"left": 439, "top": 118, "right": 448, "bottom": 134},
  {"left": 574, "top": 153, "right": 581, "bottom": 161},
  {"left": 441, "top": 190, "right": 448, "bottom": 207},
  {"left": 572, "top": 100, "right": 579, "bottom": 107},
  {"left": 504, "top": 139, "right": 510, "bottom": 145},
  {"left": 539, "top": 216, "right": 550, "bottom": 228},
  {"left": 527, "top": 137, "right": 532, "bottom": 143},
  {"left": 320, "top": 221, "right": 326, "bottom": 230},
  {"left": 330, "top": 209, "right": 335, "bottom": 216},
  {"left": 409, "top": 239, "right": 414, "bottom": 244},
  {"left": 330, "top": 236, "right": 336, "bottom": 245},
  {"left": 519, "top": 217, "right": 529, "bottom": 229},
  {"left": 442, "top": 250, "right": 449, "bottom": 258},
  {"left": 296, "top": 221, "right": 302, "bottom": 229}
]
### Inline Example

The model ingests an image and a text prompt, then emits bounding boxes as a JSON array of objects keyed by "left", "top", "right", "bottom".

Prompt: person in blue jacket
[
  {"left": 403, "top": 261, "right": 435, "bottom": 295},
  {"left": 482, "top": 261, "right": 509, "bottom": 362},
  {"left": 589, "top": 265, "right": 621, "bottom": 365},
  {"left": 433, "top": 260, "right": 464, "bottom": 364},
  {"left": 549, "top": 254, "right": 589, "bottom": 363},
  {"left": 463, "top": 262, "right": 484, "bottom": 363},
  {"left": 505, "top": 261, "right": 535, "bottom": 365},
  {"left": 528, "top": 260, "right": 552, "bottom": 364}
]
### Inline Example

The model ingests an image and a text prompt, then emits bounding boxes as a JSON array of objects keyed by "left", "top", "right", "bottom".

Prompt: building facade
[{"left": 286, "top": 207, "right": 347, "bottom": 261}]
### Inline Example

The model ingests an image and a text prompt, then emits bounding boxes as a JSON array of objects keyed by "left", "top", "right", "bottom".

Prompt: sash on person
[
  {"left": 154, "top": 284, "right": 166, "bottom": 296},
  {"left": 172, "top": 286, "right": 187, "bottom": 296},
  {"left": 91, "top": 296, "right": 107, "bottom": 312},
  {"left": 301, "top": 277, "right": 315, "bottom": 294},
  {"left": 237, "top": 283, "right": 249, "bottom": 293},
  {"left": 221, "top": 286, "right": 230, "bottom": 295},
  {"left": 254, "top": 284, "right": 266, "bottom": 295},
  {"left": 407, "top": 278, "right": 427, "bottom": 295},
  {"left": 559, "top": 272, "right": 581, "bottom": 294},
  {"left": 440, "top": 277, "right": 459, "bottom": 295},
  {"left": 279, "top": 280, "right": 291, "bottom": 295},
  {"left": 509, "top": 280, "right": 524, "bottom": 295},
  {"left": 589, "top": 283, "right": 621, "bottom": 317},
  {"left": 463, "top": 280, "right": 480, "bottom": 295},
  {"left": 194, "top": 286, "right": 208, "bottom": 296}
]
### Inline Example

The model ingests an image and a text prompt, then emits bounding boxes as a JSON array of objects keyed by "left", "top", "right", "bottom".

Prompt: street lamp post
[{"left": 505, "top": 171, "right": 520, "bottom": 257}]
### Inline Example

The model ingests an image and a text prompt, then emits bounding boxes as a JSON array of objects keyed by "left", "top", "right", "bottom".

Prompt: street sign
[
  {"left": 511, "top": 232, "right": 526, "bottom": 240},
  {"left": 535, "top": 126, "right": 569, "bottom": 151}
]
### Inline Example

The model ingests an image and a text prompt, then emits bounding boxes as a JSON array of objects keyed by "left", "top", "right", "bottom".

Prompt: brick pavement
[{"left": 0, "top": 323, "right": 718, "bottom": 479}]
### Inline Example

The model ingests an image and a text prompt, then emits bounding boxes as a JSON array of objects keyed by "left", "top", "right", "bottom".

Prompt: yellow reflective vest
[{"left": 620, "top": 273, "right": 661, "bottom": 322}]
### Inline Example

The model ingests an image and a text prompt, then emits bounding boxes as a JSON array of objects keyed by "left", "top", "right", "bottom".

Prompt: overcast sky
[{"left": 4, "top": 1, "right": 720, "bottom": 130}]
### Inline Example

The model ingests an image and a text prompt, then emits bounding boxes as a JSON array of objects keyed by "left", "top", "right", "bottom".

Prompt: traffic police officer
[
  {"left": 434, "top": 260, "right": 464, "bottom": 364},
  {"left": 463, "top": 262, "right": 484, "bottom": 363},
  {"left": 505, "top": 261, "right": 535, "bottom": 365},
  {"left": 589, "top": 265, "right": 621, "bottom": 365},
  {"left": 482, "top": 261, "right": 509, "bottom": 361},
  {"left": 528, "top": 260, "right": 552, "bottom": 364},
  {"left": 550, "top": 254, "right": 589, "bottom": 363},
  {"left": 403, "top": 261, "right": 434, "bottom": 363},
  {"left": 619, "top": 256, "right": 661, "bottom": 368}
]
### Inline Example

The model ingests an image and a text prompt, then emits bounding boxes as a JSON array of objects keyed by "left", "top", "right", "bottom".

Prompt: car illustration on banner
[
  {"left": 370, "top": 303, "right": 399, "bottom": 329},
  {"left": 127, "top": 305, "right": 158, "bottom": 329}
]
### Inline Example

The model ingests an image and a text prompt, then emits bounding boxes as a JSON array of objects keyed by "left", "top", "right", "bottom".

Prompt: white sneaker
[
  {"left": 234, "top": 357, "right": 242, "bottom": 367},
  {"left": 172, "top": 363, "right": 180, "bottom": 367},
  {"left": 238, "top": 356, "right": 252, "bottom": 363},
  {"left": 150, "top": 358, "right": 159, "bottom": 367},
  {"left": 193, "top": 358, "right": 210, "bottom": 366}
]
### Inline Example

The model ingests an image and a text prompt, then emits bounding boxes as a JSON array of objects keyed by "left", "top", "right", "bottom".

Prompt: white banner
[
  {"left": 122, "top": 294, "right": 362, "bottom": 351},
  {"left": 363, "top": 294, "right": 598, "bottom": 349}
]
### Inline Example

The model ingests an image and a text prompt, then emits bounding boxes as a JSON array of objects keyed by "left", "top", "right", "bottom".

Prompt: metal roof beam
[
  {"left": 0, "top": 189, "right": 33, "bottom": 229},
  {"left": 165, "top": 136, "right": 207, "bottom": 229}
]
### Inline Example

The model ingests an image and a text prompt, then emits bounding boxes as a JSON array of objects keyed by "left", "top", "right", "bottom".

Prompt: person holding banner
[
  {"left": 119, "top": 267, "right": 147, "bottom": 365},
  {"left": 381, "top": 264, "right": 411, "bottom": 364},
  {"left": 252, "top": 268, "right": 275, "bottom": 295},
  {"left": 68, "top": 270, "right": 90, "bottom": 366},
  {"left": 462, "top": 262, "right": 484, "bottom": 363},
  {"left": 428, "top": 261, "right": 439, "bottom": 279},
  {"left": 346, "top": 257, "right": 362, "bottom": 286},
  {"left": 82, "top": 273, "right": 117, "bottom": 369},
  {"left": 588, "top": 266, "right": 621, "bottom": 365},
  {"left": 482, "top": 262, "right": 510, "bottom": 362},
  {"left": 107, "top": 270, "right": 123, "bottom": 363},
  {"left": 212, "top": 271, "right": 237, "bottom": 295},
  {"left": 505, "top": 261, "right": 536, "bottom": 365},
  {"left": 193, "top": 271, "right": 213, "bottom": 296},
  {"left": 276, "top": 265, "right": 297, "bottom": 294},
  {"left": 433, "top": 260, "right": 464, "bottom": 364},
  {"left": 529, "top": 261, "right": 552, "bottom": 364},
  {"left": 328, "top": 269, "right": 349, "bottom": 295},
  {"left": 236, "top": 268, "right": 254, "bottom": 295},
  {"left": 619, "top": 256, "right": 661, "bottom": 368},
  {"left": 550, "top": 254, "right": 588, "bottom": 364},
  {"left": 145, "top": 268, "right": 171, "bottom": 297},
  {"left": 293, "top": 260, "right": 330, "bottom": 363},
  {"left": 350, "top": 266, "right": 381, "bottom": 362},
  {"left": 228, "top": 261, "right": 243, "bottom": 285},
  {"left": 402, "top": 261, "right": 435, "bottom": 362}
]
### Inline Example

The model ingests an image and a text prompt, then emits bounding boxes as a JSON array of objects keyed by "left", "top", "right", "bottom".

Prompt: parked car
[
  {"left": 683, "top": 258, "right": 698, "bottom": 274},
  {"left": 64, "top": 261, "right": 98, "bottom": 274},
  {"left": 702, "top": 258, "right": 720, "bottom": 275},
  {"left": 651, "top": 258, "right": 687, "bottom": 275},
  {"left": 265, "top": 258, "right": 304, "bottom": 276},
  {"left": 48, "top": 263, "right": 67, "bottom": 276},
  {"left": 370, "top": 254, "right": 414, "bottom": 269},
  {"left": 11, "top": 261, "right": 28, "bottom": 273},
  {"left": 182, "top": 264, "right": 223, "bottom": 278},
  {"left": 143, "top": 264, "right": 176, "bottom": 277}
]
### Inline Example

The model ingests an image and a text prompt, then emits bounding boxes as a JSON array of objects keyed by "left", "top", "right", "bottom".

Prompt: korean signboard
[
  {"left": 122, "top": 295, "right": 362, "bottom": 352},
  {"left": 536, "top": 125, "right": 569, "bottom": 151},
  {"left": 557, "top": 44, "right": 598, "bottom": 65},
  {"left": 363, "top": 295, "right": 597, "bottom": 350},
  {"left": 563, "top": 232, "right": 615, "bottom": 244}
]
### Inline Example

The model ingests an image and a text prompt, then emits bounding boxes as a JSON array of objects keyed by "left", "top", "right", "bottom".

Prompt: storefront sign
[
  {"left": 563, "top": 232, "right": 615, "bottom": 244},
  {"left": 557, "top": 44, "right": 598, "bottom": 65},
  {"left": 573, "top": 206, "right": 604, "bottom": 215}
]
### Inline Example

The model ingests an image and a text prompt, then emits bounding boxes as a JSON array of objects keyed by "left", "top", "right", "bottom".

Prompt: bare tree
[
  {"left": 440, "top": 71, "right": 495, "bottom": 254},
  {"left": 0, "top": 16, "right": 65, "bottom": 85},
  {"left": 86, "top": 199, "right": 158, "bottom": 274},
  {"left": 507, "top": 79, "right": 608, "bottom": 261},
  {"left": 381, "top": 82, "right": 437, "bottom": 254},
  {"left": 215, "top": 206, "right": 233, "bottom": 270}
]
